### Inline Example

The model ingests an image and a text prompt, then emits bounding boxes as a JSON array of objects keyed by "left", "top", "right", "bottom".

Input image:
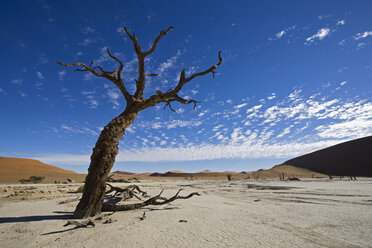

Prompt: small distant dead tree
[
  {"left": 19, "top": 176, "right": 45, "bottom": 184},
  {"left": 226, "top": 174, "right": 232, "bottom": 181},
  {"left": 57, "top": 26, "right": 222, "bottom": 219}
]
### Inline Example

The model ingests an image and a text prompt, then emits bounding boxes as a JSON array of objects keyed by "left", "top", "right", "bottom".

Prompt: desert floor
[{"left": 0, "top": 178, "right": 371, "bottom": 248}]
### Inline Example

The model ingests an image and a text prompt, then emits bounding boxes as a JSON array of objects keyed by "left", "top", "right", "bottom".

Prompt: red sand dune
[
  {"left": 0, "top": 157, "right": 80, "bottom": 183},
  {"left": 0, "top": 157, "right": 76, "bottom": 174}
]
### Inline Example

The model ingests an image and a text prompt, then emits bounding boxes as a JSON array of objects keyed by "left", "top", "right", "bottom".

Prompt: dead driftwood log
[
  {"left": 105, "top": 183, "right": 149, "bottom": 200},
  {"left": 102, "top": 188, "right": 200, "bottom": 211}
]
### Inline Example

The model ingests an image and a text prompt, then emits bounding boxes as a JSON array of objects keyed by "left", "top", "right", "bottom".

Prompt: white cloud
[
  {"left": 158, "top": 50, "right": 181, "bottom": 75},
  {"left": 147, "top": 120, "right": 202, "bottom": 130},
  {"left": 81, "top": 91, "right": 98, "bottom": 108},
  {"left": 315, "top": 118, "right": 372, "bottom": 139},
  {"left": 336, "top": 20, "right": 345, "bottom": 26},
  {"left": 356, "top": 42, "right": 365, "bottom": 50},
  {"left": 58, "top": 70, "right": 66, "bottom": 81},
  {"left": 35, "top": 138, "right": 350, "bottom": 165},
  {"left": 79, "top": 38, "right": 96, "bottom": 46},
  {"left": 246, "top": 104, "right": 262, "bottom": 114},
  {"left": 191, "top": 90, "right": 199, "bottom": 95},
  {"left": 11, "top": 78, "right": 23, "bottom": 85},
  {"left": 151, "top": 123, "right": 162, "bottom": 129},
  {"left": 38, "top": 54, "right": 49, "bottom": 64},
  {"left": 198, "top": 110, "right": 208, "bottom": 117},
  {"left": 267, "top": 93, "right": 276, "bottom": 100},
  {"left": 107, "top": 89, "right": 120, "bottom": 109},
  {"left": 276, "top": 30, "right": 286, "bottom": 39},
  {"left": 83, "top": 73, "right": 94, "bottom": 81},
  {"left": 36, "top": 72, "right": 44, "bottom": 79},
  {"left": 60, "top": 124, "right": 98, "bottom": 136},
  {"left": 166, "top": 120, "right": 202, "bottom": 129},
  {"left": 271, "top": 25, "right": 296, "bottom": 40},
  {"left": 354, "top": 31, "right": 372, "bottom": 40},
  {"left": 277, "top": 125, "right": 293, "bottom": 138},
  {"left": 83, "top": 26, "right": 96, "bottom": 34},
  {"left": 288, "top": 89, "right": 302, "bottom": 101},
  {"left": 234, "top": 103, "right": 248, "bottom": 109},
  {"left": 305, "top": 28, "right": 330, "bottom": 44}
]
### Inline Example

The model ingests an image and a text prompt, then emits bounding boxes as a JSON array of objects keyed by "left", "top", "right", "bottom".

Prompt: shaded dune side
[{"left": 282, "top": 136, "right": 372, "bottom": 177}]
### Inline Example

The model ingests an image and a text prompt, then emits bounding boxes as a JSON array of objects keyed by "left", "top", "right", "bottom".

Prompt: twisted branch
[
  {"left": 56, "top": 52, "right": 131, "bottom": 101},
  {"left": 174, "top": 51, "right": 223, "bottom": 93},
  {"left": 139, "top": 51, "right": 222, "bottom": 111},
  {"left": 102, "top": 189, "right": 200, "bottom": 212}
]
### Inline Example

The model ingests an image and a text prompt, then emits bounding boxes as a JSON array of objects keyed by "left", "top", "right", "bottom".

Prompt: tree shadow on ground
[
  {"left": 142, "top": 206, "right": 179, "bottom": 211},
  {"left": 0, "top": 214, "right": 73, "bottom": 224}
]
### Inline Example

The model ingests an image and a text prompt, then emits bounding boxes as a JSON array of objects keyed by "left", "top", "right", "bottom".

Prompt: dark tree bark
[
  {"left": 73, "top": 111, "right": 138, "bottom": 218},
  {"left": 57, "top": 26, "right": 222, "bottom": 219}
]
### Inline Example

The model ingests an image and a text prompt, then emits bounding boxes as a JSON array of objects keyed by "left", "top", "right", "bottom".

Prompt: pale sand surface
[{"left": 1, "top": 179, "right": 372, "bottom": 247}]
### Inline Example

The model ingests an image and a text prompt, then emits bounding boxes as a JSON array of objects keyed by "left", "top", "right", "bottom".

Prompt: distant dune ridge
[
  {"left": 1, "top": 136, "right": 370, "bottom": 184},
  {"left": 0, "top": 157, "right": 83, "bottom": 183},
  {"left": 282, "top": 135, "right": 372, "bottom": 177}
]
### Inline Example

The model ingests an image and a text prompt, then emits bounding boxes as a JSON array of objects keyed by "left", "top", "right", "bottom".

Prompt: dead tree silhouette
[{"left": 57, "top": 26, "right": 222, "bottom": 219}]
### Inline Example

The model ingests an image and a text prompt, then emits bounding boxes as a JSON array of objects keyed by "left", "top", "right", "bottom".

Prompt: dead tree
[
  {"left": 226, "top": 174, "right": 232, "bottom": 181},
  {"left": 57, "top": 26, "right": 222, "bottom": 219}
]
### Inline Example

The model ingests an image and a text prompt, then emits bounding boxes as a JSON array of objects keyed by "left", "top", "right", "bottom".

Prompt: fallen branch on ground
[
  {"left": 105, "top": 183, "right": 149, "bottom": 200},
  {"left": 102, "top": 189, "right": 200, "bottom": 212},
  {"left": 64, "top": 213, "right": 114, "bottom": 228}
]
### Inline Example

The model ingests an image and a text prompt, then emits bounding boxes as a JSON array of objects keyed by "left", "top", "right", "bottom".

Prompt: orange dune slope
[{"left": 0, "top": 157, "right": 80, "bottom": 183}]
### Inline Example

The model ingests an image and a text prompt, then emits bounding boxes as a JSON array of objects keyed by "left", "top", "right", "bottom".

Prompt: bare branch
[
  {"left": 56, "top": 60, "right": 131, "bottom": 102},
  {"left": 124, "top": 26, "right": 142, "bottom": 54},
  {"left": 174, "top": 51, "right": 223, "bottom": 93},
  {"left": 164, "top": 101, "right": 176, "bottom": 112},
  {"left": 124, "top": 26, "right": 174, "bottom": 100},
  {"left": 106, "top": 48, "right": 123, "bottom": 77},
  {"left": 56, "top": 62, "right": 102, "bottom": 77},
  {"left": 105, "top": 48, "right": 131, "bottom": 100},
  {"left": 143, "top": 26, "right": 174, "bottom": 56}
]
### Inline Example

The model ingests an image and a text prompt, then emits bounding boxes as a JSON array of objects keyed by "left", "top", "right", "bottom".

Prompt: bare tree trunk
[{"left": 73, "top": 111, "right": 137, "bottom": 219}]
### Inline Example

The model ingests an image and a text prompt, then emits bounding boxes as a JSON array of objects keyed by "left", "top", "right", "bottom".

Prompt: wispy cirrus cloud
[
  {"left": 33, "top": 84, "right": 372, "bottom": 167},
  {"left": 305, "top": 28, "right": 330, "bottom": 45}
]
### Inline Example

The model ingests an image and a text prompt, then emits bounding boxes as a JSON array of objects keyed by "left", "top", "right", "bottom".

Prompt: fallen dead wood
[
  {"left": 105, "top": 183, "right": 149, "bottom": 201},
  {"left": 64, "top": 213, "right": 114, "bottom": 228},
  {"left": 64, "top": 219, "right": 95, "bottom": 228},
  {"left": 102, "top": 189, "right": 200, "bottom": 212}
]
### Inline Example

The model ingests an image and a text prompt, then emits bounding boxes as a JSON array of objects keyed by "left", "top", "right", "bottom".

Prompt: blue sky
[{"left": 1, "top": 0, "right": 371, "bottom": 173}]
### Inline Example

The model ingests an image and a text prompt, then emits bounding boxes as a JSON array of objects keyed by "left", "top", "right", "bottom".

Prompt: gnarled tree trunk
[{"left": 73, "top": 111, "right": 137, "bottom": 219}]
